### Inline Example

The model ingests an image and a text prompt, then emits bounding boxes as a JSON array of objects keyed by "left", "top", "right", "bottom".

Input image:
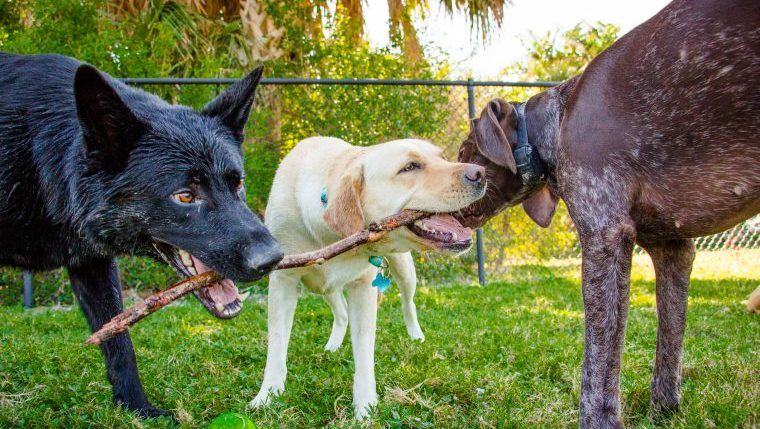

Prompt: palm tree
[{"left": 111, "top": 0, "right": 509, "bottom": 64}]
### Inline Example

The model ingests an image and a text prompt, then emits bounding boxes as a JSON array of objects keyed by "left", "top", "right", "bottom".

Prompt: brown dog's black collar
[{"left": 513, "top": 102, "right": 547, "bottom": 189}]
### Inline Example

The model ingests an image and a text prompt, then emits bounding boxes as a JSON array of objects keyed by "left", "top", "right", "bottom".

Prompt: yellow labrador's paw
[
  {"left": 249, "top": 386, "right": 281, "bottom": 409},
  {"left": 353, "top": 394, "right": 378, "bottom": 421},
  {"left": 324, "top": 339, "right": 342, "bottom": 352},
  {"left": 407, "top": 325, "right": 425, "bottom": 342}
]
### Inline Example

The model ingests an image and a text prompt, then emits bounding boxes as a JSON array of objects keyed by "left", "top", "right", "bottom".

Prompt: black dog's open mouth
[
  {"left": 408, "top": 214, "right": 473, "bottom": 253},
  {"left": 153, "top": 243, "right": 244, "bottom": 319}
]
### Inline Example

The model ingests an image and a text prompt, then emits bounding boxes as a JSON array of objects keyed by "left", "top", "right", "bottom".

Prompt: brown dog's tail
[{"left": 747, "top": 286, "right": 760, "bottom": 313}]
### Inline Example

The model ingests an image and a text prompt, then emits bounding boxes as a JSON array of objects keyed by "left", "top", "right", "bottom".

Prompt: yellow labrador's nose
[{"left": 463, "top": 164, "right": 485, "bottom": 186}]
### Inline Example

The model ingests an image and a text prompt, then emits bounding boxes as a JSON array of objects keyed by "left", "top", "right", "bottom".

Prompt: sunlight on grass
[
  {"left": 631, "top": 248, "right": 760, "bottom": 281},
  {"left": 629, "top": 293, "right": 656, "bottom": 307},
  {"left": 183, "top": 322, "right": 222, "bottom": 337}
]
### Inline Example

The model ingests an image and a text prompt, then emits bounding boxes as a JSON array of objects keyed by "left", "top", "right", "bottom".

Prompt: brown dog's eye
[
  {"left": 399, "top": 161, "right": 421, "bottom": 174},
  {"left": 172, "top": 191, "right": 195, "bottom": 204}
]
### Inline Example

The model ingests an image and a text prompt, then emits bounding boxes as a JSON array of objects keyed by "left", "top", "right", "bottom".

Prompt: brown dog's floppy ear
[
  {"left": 323, "top": 165, "right": 365, "bottom": 237},
  {"left": 475, "top": 100, "right": 518, "bottom": 174},
  {"left": 522, "top": 186, "right": 559, "bottom": 228}
]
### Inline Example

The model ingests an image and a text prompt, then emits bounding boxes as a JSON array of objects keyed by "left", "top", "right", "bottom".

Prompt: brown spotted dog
[{"left": 456, "top": 0, "right": 759, "bottom": 428}]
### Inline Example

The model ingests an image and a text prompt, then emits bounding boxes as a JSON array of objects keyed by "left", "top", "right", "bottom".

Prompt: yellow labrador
[{"left": 250, "top": 137, "right": 485, "bottom": 419}]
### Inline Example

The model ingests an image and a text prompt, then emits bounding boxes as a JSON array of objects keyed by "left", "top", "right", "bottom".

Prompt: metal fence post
[
  {"left": 467, "top": 79, "right": 486, "bottom": 286},
  {"left": 23, "top": 270, "right": 33, "bottom": 309}
]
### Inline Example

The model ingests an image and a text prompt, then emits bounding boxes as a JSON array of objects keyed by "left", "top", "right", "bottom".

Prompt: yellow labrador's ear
[
  {"left": 323, "top": 166, "right": 365, "bottom": 237},
  {"left": 522, "top": 186, "right": 559, "bottom": 228}
]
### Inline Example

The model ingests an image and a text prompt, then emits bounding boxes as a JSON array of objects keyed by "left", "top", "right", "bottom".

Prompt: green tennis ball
[{"left": 208, "top": 412, "right": 257, "bottom": 429}]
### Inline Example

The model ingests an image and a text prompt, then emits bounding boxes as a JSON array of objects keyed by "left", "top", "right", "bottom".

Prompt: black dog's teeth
[{"left": 177, "top": 250, "right": 197, "bottom": 275}]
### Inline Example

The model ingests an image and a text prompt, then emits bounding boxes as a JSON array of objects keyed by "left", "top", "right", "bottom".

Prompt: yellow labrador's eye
[
  {"left": 172, "top": 191, "right": 195, "bottom": 204},
  {"left": 399, "top": 161, "right": 421, "bottom": 174}
]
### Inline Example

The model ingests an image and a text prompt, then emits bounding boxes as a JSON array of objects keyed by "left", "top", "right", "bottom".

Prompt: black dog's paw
[
  {"left": 136, "top": 405, "right": 174, "bottom": 419},
  {"left": 120, "top": 402, "right": 176, "bottom": 421}
]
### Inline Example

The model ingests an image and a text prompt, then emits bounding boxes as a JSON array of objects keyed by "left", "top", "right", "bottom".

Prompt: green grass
[{"left": 1, "top": 251, "right": 758, "bottom": 428}]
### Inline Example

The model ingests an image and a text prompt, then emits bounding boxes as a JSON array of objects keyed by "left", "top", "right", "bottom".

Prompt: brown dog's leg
[
  {"left": 641, "top": 239, "right": 695, "bottom": 417},
  {"left": 578, "top": 218, "right": 636, "bottom": 429}
]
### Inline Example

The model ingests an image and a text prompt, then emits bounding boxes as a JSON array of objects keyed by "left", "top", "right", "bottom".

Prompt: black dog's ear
[
  {"left": 475, "top": 100, "right": 518, "bottom": 174},
  {"left": 202, "top": 66, "right": 264, "bottom": 143},
  {"left": 74, "top": 64, "right": 145, "bottom": 172}
]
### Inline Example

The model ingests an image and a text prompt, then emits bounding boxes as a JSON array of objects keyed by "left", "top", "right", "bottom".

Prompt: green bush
[{"left": 0, "top": 2, "right": 610, "bottom": 304}]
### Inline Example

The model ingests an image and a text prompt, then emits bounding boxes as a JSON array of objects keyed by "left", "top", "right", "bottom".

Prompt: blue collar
[{"left": 320, "top": 187, "right": 328, "bottom": 208}]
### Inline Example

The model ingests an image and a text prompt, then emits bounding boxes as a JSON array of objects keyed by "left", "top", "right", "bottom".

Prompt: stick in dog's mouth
[
  {"left": 179, "top": 251, "right": 243, "bottom": 319},
  {"left": 154, "top": 244, "right": 243, "bottom": 319},
  {"left": 87, "top": 210, "right": 441, "bottom": 345}
]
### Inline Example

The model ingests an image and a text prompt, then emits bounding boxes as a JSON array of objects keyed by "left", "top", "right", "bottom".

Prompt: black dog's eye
[
  {"left": 172, "top": 191, "right": 195, "bottom": 204},
  {"left": 236, "top": 179, "right": 245, "bottom": 191},
  {"left": 399, "top": 161, "right": 421, "bottom": 174}
]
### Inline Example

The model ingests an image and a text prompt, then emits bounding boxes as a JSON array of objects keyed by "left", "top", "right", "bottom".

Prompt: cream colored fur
[{"left": 249, "top": 137, "right": 484, "bottom": 419}]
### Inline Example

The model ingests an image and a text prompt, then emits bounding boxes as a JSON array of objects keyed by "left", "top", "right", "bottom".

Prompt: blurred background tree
[
  {"left": 506, "top": 21, "right": 619, "bottom": 81},
  {"left": 0, "top": 0, "right": 619, "bottom": 302}
]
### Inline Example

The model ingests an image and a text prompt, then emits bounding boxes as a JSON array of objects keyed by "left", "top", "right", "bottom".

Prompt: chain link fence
[
  {"left": 138, "top": 77, "right": 758, "bottom": 275},
  {"left": 7, "top": 77, "right": 759, "bottom": 306}
]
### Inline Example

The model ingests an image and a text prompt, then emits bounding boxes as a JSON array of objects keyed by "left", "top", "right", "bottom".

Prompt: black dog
[{"left": 0, "top": 53, "right": 284, "bottom": 417}]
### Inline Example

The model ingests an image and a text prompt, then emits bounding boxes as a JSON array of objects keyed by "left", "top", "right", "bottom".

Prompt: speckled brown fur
[{"left": 457, "top": 1, "right": 759, "bottom": 427}]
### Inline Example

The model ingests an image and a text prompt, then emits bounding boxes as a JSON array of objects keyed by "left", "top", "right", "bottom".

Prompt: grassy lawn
[{"left": 0, "top": 251, "right": 758, "bottom": 428}]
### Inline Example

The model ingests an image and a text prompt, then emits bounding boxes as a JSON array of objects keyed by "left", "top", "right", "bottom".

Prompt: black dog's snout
[
  {"left": 241, "top": 225, "right": 284, "bottom": 275},
  {"left": 245, "top": 243, "right": 284, "bottom": 274},
  {"left": 463, "top": 164, "right": 485, "bottom": 186}
]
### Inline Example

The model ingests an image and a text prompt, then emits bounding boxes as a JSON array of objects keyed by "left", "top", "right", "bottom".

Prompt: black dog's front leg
[{"left": 69, "top": 258, "right": 170, "bottom": 419}]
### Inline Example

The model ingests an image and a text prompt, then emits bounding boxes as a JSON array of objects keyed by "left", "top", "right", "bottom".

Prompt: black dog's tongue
[{"left": 191, "top": 256, "right": 240, "bottom": 305}]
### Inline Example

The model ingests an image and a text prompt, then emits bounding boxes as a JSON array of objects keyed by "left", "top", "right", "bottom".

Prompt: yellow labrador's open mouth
[{"left": 408, "top": 214, "right": 473, "bottom": 252}]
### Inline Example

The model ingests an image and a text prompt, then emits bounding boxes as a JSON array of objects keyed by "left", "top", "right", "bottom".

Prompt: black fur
[{"left": 0, "top": 53, "right": 283, "bottom": 417}]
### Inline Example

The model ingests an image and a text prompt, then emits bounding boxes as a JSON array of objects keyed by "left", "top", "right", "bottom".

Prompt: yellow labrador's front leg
[
  {"left": 347, "top": 276, "right": 379, "bottom": 420},
  {"left": 250, "top": 270, "right": 300, "bottom": 409}
]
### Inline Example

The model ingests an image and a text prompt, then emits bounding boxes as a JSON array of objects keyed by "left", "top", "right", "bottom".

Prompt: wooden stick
[
  {"left": 275, "top": 209, "right": 426, "bottom": 269},
  {"left": 85, "top": 209, "right": 428, "bottom": 345}
]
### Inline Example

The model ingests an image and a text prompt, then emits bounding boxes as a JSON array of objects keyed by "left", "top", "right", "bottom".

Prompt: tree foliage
[
  {"left": 506, "top": 21, "right": 620, "bottom": 81},
  {"left": 0, "top": 2, "right": 623, "bottom": 293}
]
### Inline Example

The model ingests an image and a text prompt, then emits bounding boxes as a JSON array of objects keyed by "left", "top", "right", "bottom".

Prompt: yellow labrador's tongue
[
  {"left": 423, "top": 214, "right": 473, "bottom": 237},
  {"left": 191, "top": 256, "right": 240, "bottom": 305}
]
